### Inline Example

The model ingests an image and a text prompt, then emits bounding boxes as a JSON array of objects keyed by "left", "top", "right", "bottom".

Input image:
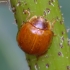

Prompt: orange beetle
[{"left": 17, "top": 16, "right": 55, "bottom": 56}]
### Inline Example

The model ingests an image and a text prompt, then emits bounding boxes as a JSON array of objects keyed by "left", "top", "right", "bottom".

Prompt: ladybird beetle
[{"left": 17, "top": 16, "right": 55, "bottom": 56}]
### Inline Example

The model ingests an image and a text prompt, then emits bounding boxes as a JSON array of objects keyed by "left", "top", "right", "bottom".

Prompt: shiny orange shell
[{"left": 17, "top": 16, "right": 53, "bottom": 56}]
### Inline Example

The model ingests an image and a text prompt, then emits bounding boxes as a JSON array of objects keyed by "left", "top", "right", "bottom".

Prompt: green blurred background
[{"left": 0, "top": 0, "right": 70, "bottom": 70}]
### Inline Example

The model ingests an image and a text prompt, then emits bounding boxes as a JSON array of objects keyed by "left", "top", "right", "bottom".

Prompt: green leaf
[{"left": 10, "top": 0, "right": 70, "bottom": 70}]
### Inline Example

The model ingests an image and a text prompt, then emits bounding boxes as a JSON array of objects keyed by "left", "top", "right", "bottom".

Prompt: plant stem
[{"left": 10, "top": 0, "right": 70, "bottom": 70}]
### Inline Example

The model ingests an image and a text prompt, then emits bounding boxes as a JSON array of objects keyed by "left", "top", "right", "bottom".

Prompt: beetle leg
[
  {"left": 23, "top": 10, "right": 30, "bottom": 20},
  {"left": 36, "top": 51, "right": 47, "bottom": 60}
]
